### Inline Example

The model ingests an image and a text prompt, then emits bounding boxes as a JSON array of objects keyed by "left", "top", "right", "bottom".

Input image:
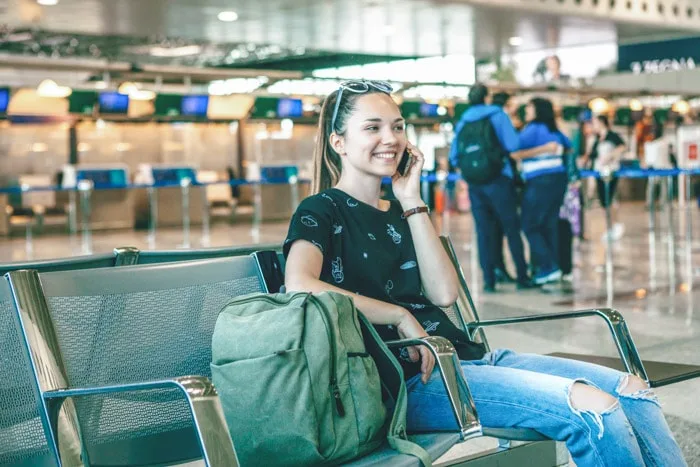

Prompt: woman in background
[
  {"left": 589, "top": 115, "right": 627, "bottom": 242},
  {"left": 513, "top": 97, "right": 570, "bottom": 284}
]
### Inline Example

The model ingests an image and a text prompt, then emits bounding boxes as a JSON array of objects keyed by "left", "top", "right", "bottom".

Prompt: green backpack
[{"left": 211, "top": 291, "right": 432, "bottom": 467}]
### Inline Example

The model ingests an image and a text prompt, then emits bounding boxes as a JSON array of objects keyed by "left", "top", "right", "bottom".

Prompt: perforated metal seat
[
  {"left": 7, "top": 256, "right": 263, "bottom": 466},
  {"left": 0, "top": 279, "right": 55, "bottom": 467}
]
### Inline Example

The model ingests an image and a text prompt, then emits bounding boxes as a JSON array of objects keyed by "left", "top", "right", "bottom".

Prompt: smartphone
[{"left": 396, "top": 149, "right": 412, "bottom": 176}]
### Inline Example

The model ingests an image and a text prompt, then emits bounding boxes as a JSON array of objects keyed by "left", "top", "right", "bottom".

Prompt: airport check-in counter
[
  {"left": 134, "top": 165, "right": 205, "bottom": 228},
  {"left": 57, "top": 165, "right": 134, "bottom": 230},
  {"left": 257, "top": 165, "right": 310, "bottom": 221}
]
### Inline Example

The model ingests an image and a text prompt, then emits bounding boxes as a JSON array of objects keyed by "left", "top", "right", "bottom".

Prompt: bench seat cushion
[{"left": 344, "top": 433, "right": 461, "bottom": 466}]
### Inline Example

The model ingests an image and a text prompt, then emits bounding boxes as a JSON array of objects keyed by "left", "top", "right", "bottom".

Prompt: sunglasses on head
[{"left": 330, "top": 80, "right": 393, "bottom": 133}]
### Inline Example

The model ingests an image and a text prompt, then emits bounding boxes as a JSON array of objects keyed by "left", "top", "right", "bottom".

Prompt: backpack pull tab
[
  {"left": 332, "top": 383, "right": 346, "bottom": 417},
  {"left": 300, "top": 293, "right": 312, "bottom": 308}
]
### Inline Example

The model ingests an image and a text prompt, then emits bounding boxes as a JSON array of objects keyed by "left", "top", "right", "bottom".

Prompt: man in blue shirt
[{"left": 450, "top": 84, "right": 555, "bottom": 292}]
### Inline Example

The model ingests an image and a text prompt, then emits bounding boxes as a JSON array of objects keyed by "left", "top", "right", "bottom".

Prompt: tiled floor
[{"left": 1, "top": 201, "right": 698, "bottom": 464}]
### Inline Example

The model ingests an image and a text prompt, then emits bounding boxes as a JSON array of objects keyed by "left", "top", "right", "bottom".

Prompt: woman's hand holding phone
[{"left": 392, "top": 141, "right": 425, "bottom": 208}]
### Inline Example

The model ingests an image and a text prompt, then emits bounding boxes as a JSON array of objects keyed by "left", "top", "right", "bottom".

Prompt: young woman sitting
[{"left": 283, "top": 80, "right": 686, "bottom": 467}]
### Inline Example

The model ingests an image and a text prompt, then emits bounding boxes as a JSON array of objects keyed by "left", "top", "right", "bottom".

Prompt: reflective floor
[{"left": 1, "top": 201, "right": 698, "bottom": 464}]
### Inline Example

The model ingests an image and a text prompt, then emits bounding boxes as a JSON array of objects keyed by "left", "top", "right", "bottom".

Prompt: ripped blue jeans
[{"left": 406, "top": 349, "right": 686, "bottom": 467}]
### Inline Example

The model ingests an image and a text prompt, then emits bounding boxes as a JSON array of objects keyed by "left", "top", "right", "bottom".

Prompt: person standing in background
[
  {"left": 514, "top": 97, "right": 570, "bottom": 285},
  {"left": 588, "top": 115, "right": 627, "bottom": 241},
  {"left": 489, "top": 91, "right": 520, "bottom": 283},
  {"left": 570, "top": 117, "right": 594, "bottom": 240},
  {"left": 450, "top": 84, "right": 554, "bottom": 292}
]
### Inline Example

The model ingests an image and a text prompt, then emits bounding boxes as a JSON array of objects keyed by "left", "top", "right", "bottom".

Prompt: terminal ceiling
[{"left": 0, "top": 0, "right": 696, "bottom": 72}]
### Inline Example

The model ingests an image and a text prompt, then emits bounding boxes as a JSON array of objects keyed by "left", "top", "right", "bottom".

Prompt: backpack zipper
[
  {"left": 230, "top": 293, "right": 304, "bottom": 306},
  {"left": 307, "top": 294, "right": 346, "bottom": 417}
]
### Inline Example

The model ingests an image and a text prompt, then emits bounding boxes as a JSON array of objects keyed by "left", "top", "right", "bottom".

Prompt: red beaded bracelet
[{"left": 401, "top": 206, "right": 430, "bottom": 219}]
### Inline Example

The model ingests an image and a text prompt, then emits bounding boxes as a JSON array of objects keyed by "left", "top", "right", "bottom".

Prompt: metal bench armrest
[
  {"left": 385, "top": 336, "right": 482, "bottom": 441},
  {"left": 467, "top": 308, "right": 649, "bottom": 382},
  {"left": 44, "top": 375, "right": 238, "bottom": 467}
]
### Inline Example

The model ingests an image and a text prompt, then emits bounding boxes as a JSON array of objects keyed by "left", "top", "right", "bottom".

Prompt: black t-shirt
[
  {"left": 590, "top": 130, "right": 625, "bottom": 161},
  {"left": 283, "top": 188, "right": 486, "bottom": 380}
]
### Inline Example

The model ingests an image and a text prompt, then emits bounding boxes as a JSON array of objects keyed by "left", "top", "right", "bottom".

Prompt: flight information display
[
  {"left": 98, "top": 92, "right": 130, "bottom": 114},
  {"left": 277, "top": 98, "right": 303, "bottom": 118},
  {"left": 181, "top": 95, "right": 209, "bottom": 117},
  {"left": 0, "top": 88, "right": 10, "bottom": 114}
]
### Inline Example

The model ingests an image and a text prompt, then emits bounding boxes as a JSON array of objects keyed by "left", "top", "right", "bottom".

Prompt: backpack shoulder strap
[{"left": 358, "top": 315, "right": 432, "bottom": 467}]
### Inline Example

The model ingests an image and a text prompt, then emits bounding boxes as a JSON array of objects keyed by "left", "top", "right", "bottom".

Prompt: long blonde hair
[{"left": 312, "top": 87, "right": 387, "bottom": 194}]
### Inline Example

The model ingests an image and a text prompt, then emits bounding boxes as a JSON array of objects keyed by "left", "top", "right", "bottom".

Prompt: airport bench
[{"left": 3, "top": 254, "right": 489, "bottom": 466}]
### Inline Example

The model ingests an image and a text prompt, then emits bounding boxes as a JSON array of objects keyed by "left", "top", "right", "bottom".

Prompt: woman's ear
[{"left": 329, "top": 132, "right": 345, "bottom": 156}]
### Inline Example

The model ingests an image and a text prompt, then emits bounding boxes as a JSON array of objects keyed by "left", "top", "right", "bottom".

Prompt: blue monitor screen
[
  {"left": 181, "top": 95, "right": 209, "bottom": 117},
  {"left": 152, "top": 167, "right": 197, "bottom": 185},
  {"left": 77, "top": 169, "right": 127, "bottom": 188},
  {"left": 419, "top": 103, "right": 440, "bottom": 117},
  {"left": 277, "top": 98, "right": 303, "bottom": 118},
  {"left": 99, "top": 92, "right": 129, "bottom": 114},
  {"left": 0, "top": 88, "right": 9, "bottom": 114},
  {"left": 261, "top": 166, "right": 298, "bottom": 181}
]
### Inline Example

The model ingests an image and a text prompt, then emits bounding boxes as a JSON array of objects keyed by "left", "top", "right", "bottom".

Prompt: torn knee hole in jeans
[
  {"left": 566, "top": 378, "right": 621, "bottom": 440},
  {"left": 616, "top": 374, "right": 661, "bottom": 407}
]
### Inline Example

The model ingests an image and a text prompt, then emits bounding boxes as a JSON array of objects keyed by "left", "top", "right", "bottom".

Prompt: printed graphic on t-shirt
[
  {"left": 386, "top": 224, "right": 402, "bottom": 244},
  {"left": 347, "top": 198, "right": 359, "bottom": 207},
  {"left": 333, "top": 224, "right": 343, "bottom": 234},
  {"left": 385, "top": 279, "right": 394, "bottom": 295},
  {"left": 422, "top": 320, "right": 440, "bottom": 332},
  {"left": 331, "top": 257, "right": 344, "bottom": 283},
  {"left": 311, "top": 240, "right": 323, "bottom": 252},
  {"left": 410, "top": 303, "right": 426, "bottom": 310},
  {"left": 301, "top": 215, "right": 318, "bottom": 228},
  {"left": 400, "top": 261, "right": 417, "bottom": 270},
  {"left": 368, "top": 233, "right": 376, "bottom": 240},
  {"left": 321, "top": 193, "right": 337, "bottom": 206}
]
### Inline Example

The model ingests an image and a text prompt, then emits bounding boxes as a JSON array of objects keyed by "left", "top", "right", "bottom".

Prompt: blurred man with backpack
[{"left": 450, "top": 83, "right": 557, "bottom": 292}]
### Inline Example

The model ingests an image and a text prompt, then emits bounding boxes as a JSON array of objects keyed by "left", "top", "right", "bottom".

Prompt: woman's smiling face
[{"left": 337, "top": 93, "right": 407, "bottom": 179}]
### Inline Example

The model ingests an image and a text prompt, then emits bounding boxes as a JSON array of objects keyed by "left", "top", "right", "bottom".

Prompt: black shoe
[
  {"left": 495, "top": 268, "right": 516, "bottom": 284},
  {"left": 483, "top": 284, "right": 497, "bottom": 294},
  {"left": 516, "top": 279, "right": 540, "bottom": 290}
]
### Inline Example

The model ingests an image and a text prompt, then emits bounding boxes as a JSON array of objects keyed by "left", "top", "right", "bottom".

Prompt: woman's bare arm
[
  {"left": 391, "top": 143, "right": 458, "bottom": 307},
  {"left": 397, "top": 198, "right": 458, "bottom": 307}
]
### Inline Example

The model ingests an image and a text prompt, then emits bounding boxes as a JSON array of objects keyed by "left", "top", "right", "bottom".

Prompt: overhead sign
[{"left": 618, "top": 37, "right": 699, "bottom": 74}]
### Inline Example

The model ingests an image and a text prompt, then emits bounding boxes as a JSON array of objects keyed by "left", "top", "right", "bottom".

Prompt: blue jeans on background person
[
  {"left": 521, "top": 172, "right": 568, "bottom": 278},
  {"left": 469, "top": 176, "right": 529, "bottom": 287},
  {"left": 406, "top": 349, "right": 686, "bottom": 467}
]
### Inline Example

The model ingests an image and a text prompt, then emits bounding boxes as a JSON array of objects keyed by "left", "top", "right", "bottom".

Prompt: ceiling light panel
[{"left": 218, "top": 11, "right": 239, "bottom": 22}]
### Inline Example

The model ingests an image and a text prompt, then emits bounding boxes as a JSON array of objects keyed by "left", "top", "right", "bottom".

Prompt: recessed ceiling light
[
  {"left": 37, "top": 79, "right": 72, "bottom": 98},
  {"left": 150, "top": 45, "right": 202, "bottom": 57},
  {"left": 218, "top": 11, "right": 239, "bottom": 22},
  {"left": 509, "top": 36, "right": 523, "bottom": 47},
  {"left": 37, "top": 0, "right": 59, "bottom": 5}
]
